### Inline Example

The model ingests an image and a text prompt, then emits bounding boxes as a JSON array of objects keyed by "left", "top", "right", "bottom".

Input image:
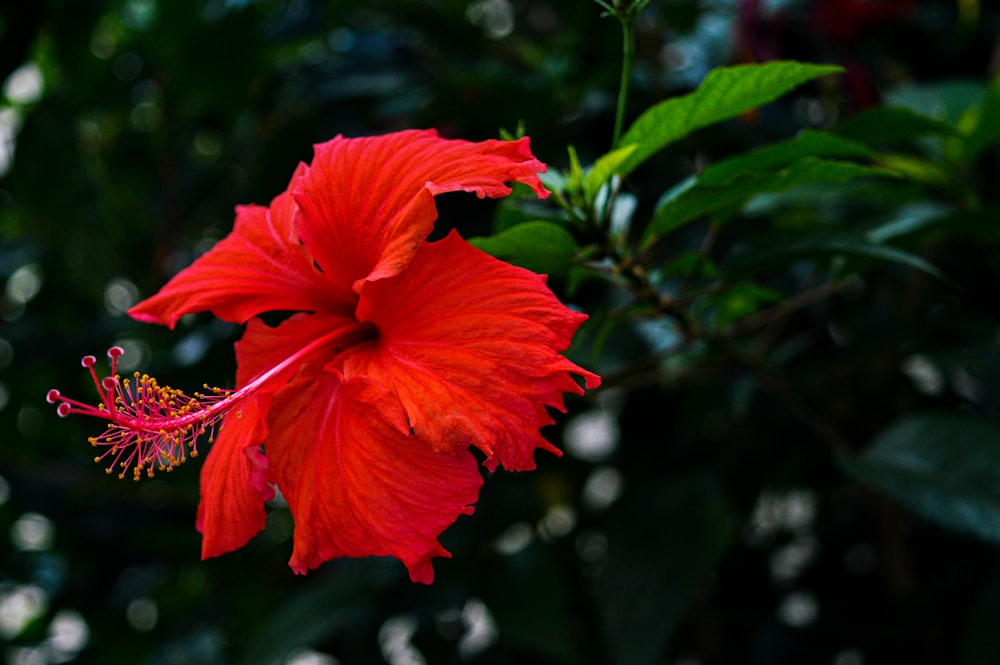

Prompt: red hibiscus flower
[{"left": 48, "top": 129, "right": 600, "bottom": 583}]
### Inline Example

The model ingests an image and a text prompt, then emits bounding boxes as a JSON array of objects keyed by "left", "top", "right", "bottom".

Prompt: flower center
[{"left": 47, "top": 321, "right": 374, "bottom": 481}]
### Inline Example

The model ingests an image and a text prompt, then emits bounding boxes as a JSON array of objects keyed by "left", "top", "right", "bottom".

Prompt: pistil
[{"left": 47, "top": 321, "right": 375, "bottom": 480}]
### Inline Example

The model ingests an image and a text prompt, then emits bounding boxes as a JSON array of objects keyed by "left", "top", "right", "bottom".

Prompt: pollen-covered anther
[{"left": 46, "top": 347, "right": 238, "bottom": 481}]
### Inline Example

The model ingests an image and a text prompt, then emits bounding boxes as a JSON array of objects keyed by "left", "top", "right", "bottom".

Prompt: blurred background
[{"left": 1, "top": 0, "right": 1000, "bottom": 663}]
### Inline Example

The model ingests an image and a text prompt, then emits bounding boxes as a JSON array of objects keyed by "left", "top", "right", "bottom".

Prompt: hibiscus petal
[
  {"left": 348, "top": 231, "right": 600, "bottom": 471},
  {"left": 293, "top": 129, "right": 549, "bottom": 294},
  {"left": 129, "top": 166, "right": 347, "bottom": 329},
  {"left": 198, "top": 312, "right": 376, "bottom": 559},
  {"left": 197, "top": 393, "right": 275, "bottom": 559},
  {"left": 267, "top": 367, "right": 482, "bottom": 583}
]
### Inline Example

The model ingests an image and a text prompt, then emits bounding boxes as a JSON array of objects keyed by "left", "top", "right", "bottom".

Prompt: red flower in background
[{"left": 48, "top": 129, "right": 600, "bottom": 583}]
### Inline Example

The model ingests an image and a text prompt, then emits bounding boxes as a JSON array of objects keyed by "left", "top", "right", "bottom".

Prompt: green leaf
[
  {"left": 539, "top": 166, "right": 569, "bottom": 194},
  {"left": 492, "top": 183, "right": 567, "bottom": 233},
  {"left": 469, "top": 221, "right": 578, "bottom": 277},
  {"left": 615, "top": 61, "right": 843, "bottom": 178},
  {"left": 697, "top": 130, "right": 873, "bottom": 186},
  {"left": 601, "top": 473, "right": 736, "bottom": 665},
  {"left": 963, "top": 81, "right": 1000, "bottom": 161},
  {"left": 865, "top": 202, "right": 952, "bottom": 244},
  {"left": 691, "top": 282, "right": 784, "bottom": 331},
  {"left": 902, "top": 205, "right": 1000, "bottom": 244},
  {"left": 876, "top": 152, "right": 954, "bottom": 188},
  {"left": 566, "top": 263, "right": 608, "bottom": 296},
  {"left": 585, "top": 144, "right": 638, "bottom": 201},
  {"left": 722, "top": 233, "right": 948, "bottom": 283},
  {"left": 842, "top": 413, "right": 1000, "bottom": 545},
  {"left": 660, "top": 250, "right": 717, "bottom": 280},
  {"left": 832, "top": 106, "right": 959, "bottom": 145},
  {"left": 883, "top": 79, "right": 987, "bottom": 126},
  {"left": 567, "top": 144, "right": 585, "bottom": 189},
  {"left": 648, "top": 157, "right": 893, "bottom": 238}
]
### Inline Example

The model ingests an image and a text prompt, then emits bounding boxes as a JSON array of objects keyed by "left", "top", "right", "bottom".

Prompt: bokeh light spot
[
  {"left": 104, "top": 277, "right": 140, "bottom": 316},
  {"left": 457, "top": 599, "right": 497, "bottom": 658},
  {"left": 130, "top": 101, "right": 161, "bottom": 132},
  {"left": 495, "top": 521, "right": 532, "bottom": 555},
  {"left": 379, "top": 616, "right": 426, "bottom": 665},
  {"left": 11, "top": 513, "right": 55, "bottom": 552},
  {"left": 47, "top": 609, "right": 90, "bottom": 657},
  {"left": 3, "top": 63, "right": 44, "bottom": 105},
  {"left": 776, "top": 591, "right": 819, "bottom": 628},
  {"left": 582, "top": 467, "right": 624, "bottom": 511},
  {"left": 467, "top": 0, "right": 514, "bottom": 39},
  {"left": 0, "top": 108, "right": 21, "bottom": 176},
  {"left": 902, "top": 354, "right": 944, "bottom": 395},
  {"left": 6, "top": 264, "right": 43, "bottom": 304},
  {"left": 122, "top": 0, "right": 157, "bottom": 30},
  {"left": 126, "top": 597, "right": 158, "bottom": 632},
  {"left": 113, "top": 338, "right": 150, "bottom": 373},
  {"left": 538, "top": 504, "right": 577, "bottom": 541},
  {"left": 173, "top": 331, "right": 210, "bottom": 367},
  {"left": 564, "top": 409, "right": 619, "bottom": 462},
  {"left": 90, "top": 16, "right": 119, "bottom": 59},
  {"left": 282, "top": 649, "right": 339, "bottom": 665},
  {"left": 0, "top": 585, "right": 49, "bottom": 639},
  {"left": 193, "top": 131, "right": 222, "bottom": 159}
]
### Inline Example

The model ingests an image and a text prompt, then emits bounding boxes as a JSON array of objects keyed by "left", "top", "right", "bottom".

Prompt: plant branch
[
  {"left": 723, "top": 281, "right": 841, "bottom": 340},
  {"left": 612, "top": 11, "right": 635, "bottom": 148}
]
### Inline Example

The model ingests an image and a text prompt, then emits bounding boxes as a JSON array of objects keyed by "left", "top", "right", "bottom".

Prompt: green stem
[{"left": 612, "top": 12, "right": 635, "bottom": 148}]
